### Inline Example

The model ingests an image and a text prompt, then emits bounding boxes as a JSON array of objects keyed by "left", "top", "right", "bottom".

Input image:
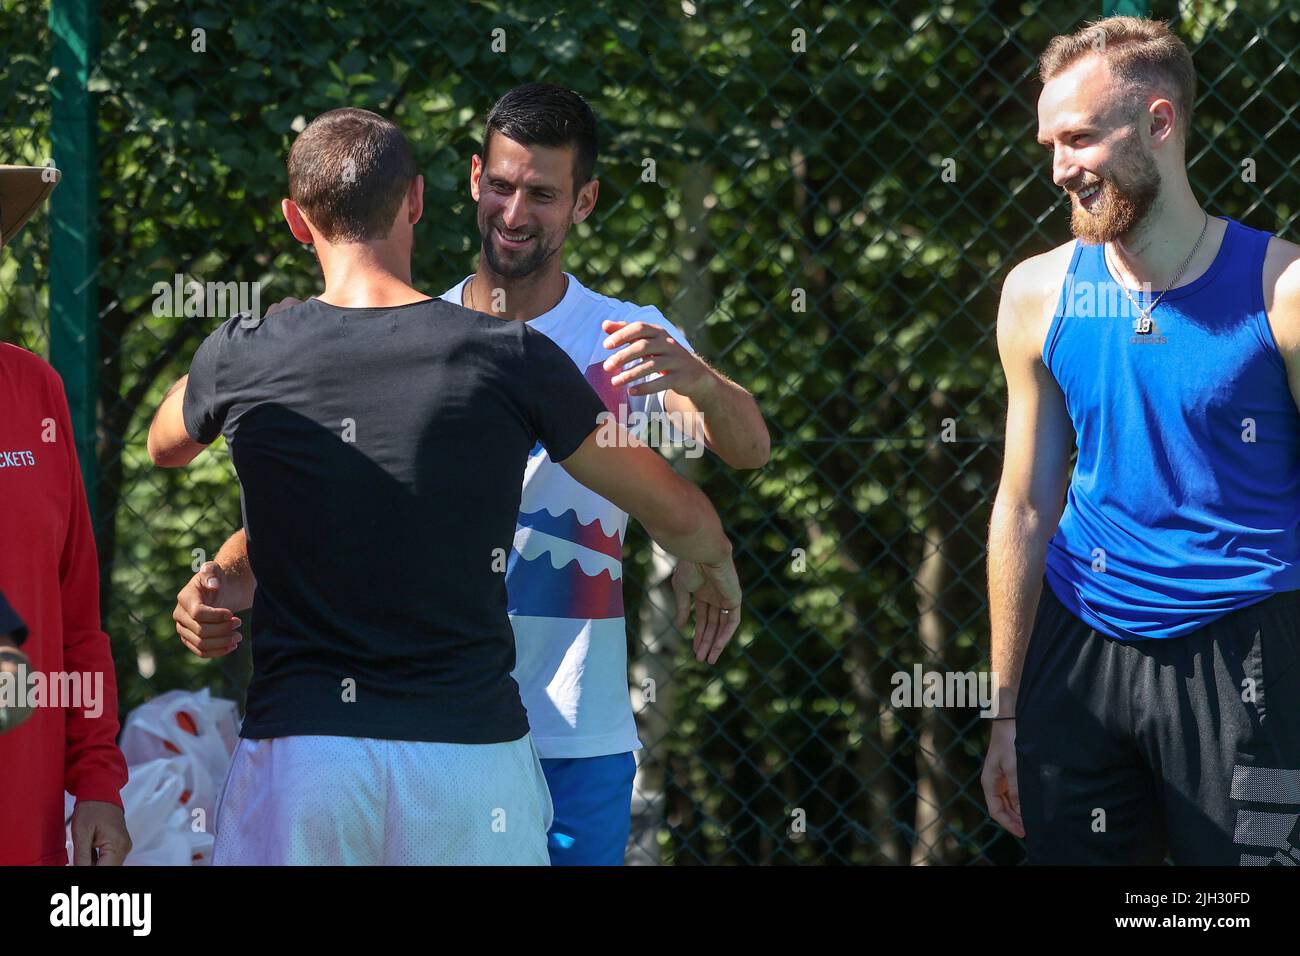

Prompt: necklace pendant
[{"left": 1134, "top": 312, "right": 1152, "bottom": 334}]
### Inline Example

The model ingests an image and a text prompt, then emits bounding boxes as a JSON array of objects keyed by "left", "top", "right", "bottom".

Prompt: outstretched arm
[
  {"left": 559, "top": 428, "right": 730, "bottom": 566},
  {"left": 558, "top": 429, "right": 741, "bottom": 663}
]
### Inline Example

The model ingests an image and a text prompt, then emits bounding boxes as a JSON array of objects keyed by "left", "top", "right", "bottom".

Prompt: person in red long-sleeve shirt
[{"left": 0, "top": 164, "right": 130, "bottom": 865}]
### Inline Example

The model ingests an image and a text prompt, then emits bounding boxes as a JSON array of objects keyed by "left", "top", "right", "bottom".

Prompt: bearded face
[
  {"left": 473, "top": 133, "right": 582, "bottom": 282},
  {"left": 1066, "top": 125, "right": 1162, "bottom": 244},
  {"left": 476, "top": 199, "right": 571, "bottom": 279}
]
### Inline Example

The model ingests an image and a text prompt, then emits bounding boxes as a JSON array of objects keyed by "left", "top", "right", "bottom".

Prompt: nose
[
  {"left": 500, "top": 191, "right": 529, "bottom": 229},
  {"left": 1052, "top": 146, "right": 1080, "bottom": 190}
]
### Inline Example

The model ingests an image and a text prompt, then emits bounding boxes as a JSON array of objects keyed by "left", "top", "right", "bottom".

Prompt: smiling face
[
  {"left": 1038, "top": 54, "right": 1162, "bottom": 244},
  {"left": 470, "top": 132, "right": 596, "bottom": 280}
]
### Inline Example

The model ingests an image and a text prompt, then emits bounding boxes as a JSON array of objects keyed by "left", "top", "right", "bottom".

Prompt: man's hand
[
  {"left": 173, "top": 562, "right": 242, "bottom": 659},
  {"left": 71, "top": 800, "right": 131, "bottom": 866},
  {"left": 670, "top": 558, "right": 741, "bottom": 664},
  {"left": 602, "top": 318, "right": 717, "bottom": 399},
  {"left": 981, "top": 720, "right": 1024, "bottom": 838}
]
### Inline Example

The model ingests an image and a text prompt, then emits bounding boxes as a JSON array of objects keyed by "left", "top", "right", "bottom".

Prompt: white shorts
[{"left": 212, "top": 733, "right": 552, "bottom": 865}]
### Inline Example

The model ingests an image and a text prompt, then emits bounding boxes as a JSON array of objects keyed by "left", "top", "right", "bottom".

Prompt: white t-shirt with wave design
[{"left": 441, "top": 274, "right": 694, "bottom": 758}]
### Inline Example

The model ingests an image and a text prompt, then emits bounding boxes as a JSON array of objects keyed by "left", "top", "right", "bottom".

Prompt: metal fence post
[
  {"left": 1104, "top": 0, "right": 1151, "bottom": 15},
  {"left": 48, "top": 0, "right": 99, "bottom": 524}
]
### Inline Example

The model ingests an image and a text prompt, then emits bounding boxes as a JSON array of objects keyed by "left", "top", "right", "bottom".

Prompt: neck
[
  {"left": 465, "top": 255, "right": 568, "bottom": 322},
  {"left": 1106, "top": 177, "right": 1213, "bottom": 288},
  {"left": 316, "top": 243, "right": 426, "bottom": 308}
]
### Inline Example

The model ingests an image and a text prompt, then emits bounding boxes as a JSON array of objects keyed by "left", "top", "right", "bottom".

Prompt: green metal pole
[
  {"left": 1104, "top": 0, "right": 1151, "bottom": 15},
  {"left": 48, "top": 0, "right": 99, "bottom": 525}
]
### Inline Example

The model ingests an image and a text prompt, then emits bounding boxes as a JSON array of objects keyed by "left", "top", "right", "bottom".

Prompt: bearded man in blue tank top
[{"left": 981, "top": 15, "right": 1300, "bottom": 865}]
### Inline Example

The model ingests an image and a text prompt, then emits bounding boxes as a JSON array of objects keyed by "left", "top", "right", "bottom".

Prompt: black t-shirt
[
  {"left": 182, "top": 296, "right": 607, "bottom": 744},
  {"left": 0, "top": 590, "right": 26, "bottom": 646}
]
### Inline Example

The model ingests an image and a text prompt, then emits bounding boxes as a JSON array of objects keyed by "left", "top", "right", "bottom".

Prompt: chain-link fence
[{"left": 3, "top": 0, "right": 1298, "bottom": 864}]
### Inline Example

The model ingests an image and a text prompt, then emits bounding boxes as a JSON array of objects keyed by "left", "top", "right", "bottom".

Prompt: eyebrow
[
  {"left": 488, "top": 176, "right": 560, "bottom": 194},
  {"left": 1037, "top": 121, "right": 1095, "bottom": 146}
]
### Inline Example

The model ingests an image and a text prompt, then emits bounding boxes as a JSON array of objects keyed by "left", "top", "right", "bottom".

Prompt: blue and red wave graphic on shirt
[
  {"left": 503, "top": 361, "right": 631, "bottom": 620},
  {"left": 506, "top": 511, "right": 624, "bottom": 619},
  {"left": 516, "top": 507, "right": 623, "bottom": 560}
]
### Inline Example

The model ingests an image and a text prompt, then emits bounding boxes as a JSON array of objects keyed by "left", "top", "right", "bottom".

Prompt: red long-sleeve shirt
[{"left": 0, "top": 342, "right": 128, "bottom": 865}]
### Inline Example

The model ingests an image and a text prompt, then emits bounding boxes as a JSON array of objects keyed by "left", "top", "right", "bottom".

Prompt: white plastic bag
[
  {"left": 63, "top": 756, "right": 217, "bottom": 866},
  {"left": 119, "top": 688, "right": 240, "bottom": 829},
  {"left": 119, "top": 757, "right": 216, "bottom": 866}
]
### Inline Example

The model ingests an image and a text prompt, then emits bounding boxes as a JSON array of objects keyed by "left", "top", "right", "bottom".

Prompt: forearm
[
  {"left": 559, "top": 430, "right": 733, "bottom": 565},
  {"left": 212, "top": 527, "right": 256, "bottom": 612},
  {"left": 672, "top": 371, "right": 770, "bottom": 469},
  {"left": 639, "top": 479, "right": 733, "bottom": 566},
  {"left": 987, "top": 500, "right": 1056, "bottom": 712}
]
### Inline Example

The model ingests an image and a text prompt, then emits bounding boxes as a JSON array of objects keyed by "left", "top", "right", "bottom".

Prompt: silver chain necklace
[{"left": 1105, "top": 212, "right": 1209, "bottom": 334}]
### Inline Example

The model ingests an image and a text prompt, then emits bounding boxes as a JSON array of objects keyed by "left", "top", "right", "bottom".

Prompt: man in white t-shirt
[{"left": 172, "top": 84, "right": 770, "bottom": 864}]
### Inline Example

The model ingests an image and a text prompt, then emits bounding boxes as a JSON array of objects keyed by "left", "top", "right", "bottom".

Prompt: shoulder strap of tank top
[{"left": 1239, "top": 218, "right": 1274, "bottom": 331}]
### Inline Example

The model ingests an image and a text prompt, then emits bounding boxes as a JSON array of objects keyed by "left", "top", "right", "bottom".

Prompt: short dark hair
[
  {"left": 287, "top": 108, "right": 418, "bottom": 242},
  {"left": 1040, "top": 16, "right": 1196, "bottom": 138},
  {"left": 481, "top": 83, "right": 598, "bottom": 192}
]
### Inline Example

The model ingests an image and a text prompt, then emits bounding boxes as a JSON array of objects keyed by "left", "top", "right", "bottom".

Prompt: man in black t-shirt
[{"left": 147, "top": 108, "right": 740, "bottom": 865}]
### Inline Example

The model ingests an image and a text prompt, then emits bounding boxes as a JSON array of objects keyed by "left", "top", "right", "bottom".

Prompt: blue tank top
[{"left": 1042, "top": 217, "right": 1300, "bottom": 640}]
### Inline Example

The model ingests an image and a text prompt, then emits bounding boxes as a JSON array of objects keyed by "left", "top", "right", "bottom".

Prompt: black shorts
[{"left": 1016, "top": 579, "right": 1300, "bottom": 865}]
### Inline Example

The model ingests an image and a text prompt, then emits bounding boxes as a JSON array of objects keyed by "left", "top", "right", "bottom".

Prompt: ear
[
  {"left": 573, "top": 178, "right": 599, "bottom": 225},
  {"left": 282, "top": 199, "right": 315, "bottom": 245},
  {"left": 408, "top": 174, "right": 424, "bottom": 226},
  {"left": 470, "top": 154, "right": 484, "bottom": 203},
  {"left": 1147, "top": 96, "right": 1177, "bottom": 147}
]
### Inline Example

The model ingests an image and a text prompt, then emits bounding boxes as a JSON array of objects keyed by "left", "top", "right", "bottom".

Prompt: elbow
[
  {"left": 147, "top": 432, "right": 190, "bottom": 468},
  {"left": 734, "top": 433, "right": 772, "bottom": 470},
  {"left": 150, "top": 451, "right": 181, "bottom": 469},
  {"left": 716, "top": 426, "right": 772, "bottom": 471},
  {"left": 736, "top": 406, "right": 773, "bottom": 470},
  {"left": 989, "top": 496, "right": 1060, "bottom": 541},
  {"left": 146, "top": 430, "right": 168, "bottom": 467}
]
